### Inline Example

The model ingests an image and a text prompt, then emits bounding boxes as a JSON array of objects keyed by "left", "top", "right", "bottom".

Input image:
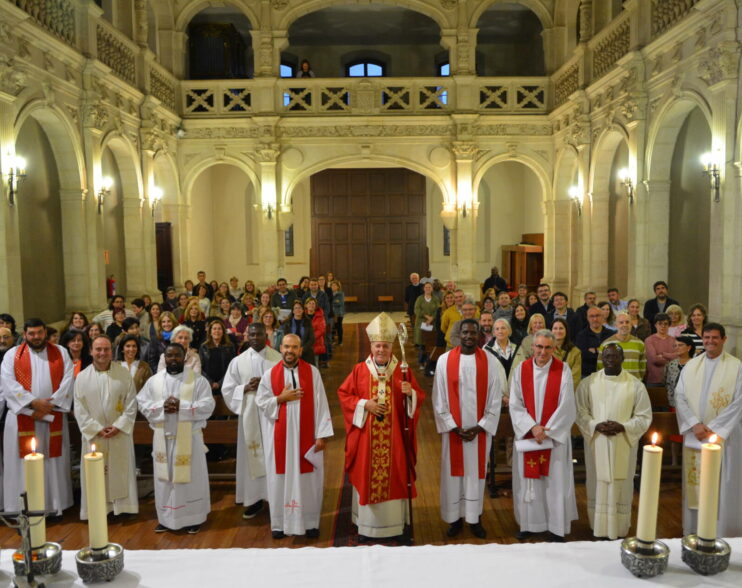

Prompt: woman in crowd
[
  {"left": 196, "top": 284, "right": 211, "bottom": 316},
  {"left": 240, "top": 292, "right": 256, "bottom": 316},
  {"left": 682, "top": 303, "right": 707, "bottom": 356},
  {"left": 147, "top": 302, "right": 163, "bottom": 341},
  {"left": 552, "top": 317, "right": 582, "bottom": 387},
  {"left": 296, "top": 59, "right": 315, "bottom": 78},
  {"left": 425, "top": 290, "right": 455, "bottom": 377},
  {"left": 644, "top": 313, "right": 678, "bottom": 386},
  {"left": 484, "top": 318, "right": 519, "bottom": 380},
  {"left": 296, "top": 276, "right": 310, "bottom": 298},
  {"left": 83, "top": 322, "right": 103, "bottom": 344},
  {"left": 627, "top": 298, "right": 651, "bottom": 340},
  {"left": 229, "top": 277, "right": 243, "bottom": 301},
  {"left": 60, "top": 329, "right": 91, "bottom": 377},
  {"left": 105, "top": 308, "right": 127, "bottom": 340},
  {"left": 0, "top": 314, "right": 20, "bottom": 344},
  {"left": 252, "top": 292, "right": 273, "bottom": 323},
  {"left": 174, "top": 293, "right": 190, "bottom": 322},
  {"left": 481, "top": 296, "right": 496, "bottom": 314},
  {"left": 260, "top": 308, "right": 284, "bottom": 351},
  {"left": 509, "top": 303, "right": 529, "bottom": 346},
  {"left": 518, "top": 313, "right": 546, "bottom": 359},
  {"left": 119, "top": 334, "right": 153, "bottom": 392},
  {"left": 182, "top": 300, "right": 207, "bottom": 349},
  {"left": 157, "top": 325, "right": 202, "bottom": 373},
  {"left": 183, "top": 279, "right": 194, "bottom": 294},
  {"left": 225, "top": 303, "right": 250, "bottom": 346},
  {"left": 526, "top": 291, "right": 539, "bottom": 308},
  {"left": 664, "top": 335, "right": 696, "bottom": 408},
  {"left": 62, "top": 312, "right": 89, "bottom": 335},
  {"left": 145, "top": 311, "right": 178, "bottom": 372},
  {"left": 482, "top": 288, "right": 497, "bottom": 304},
  {"left": 666, "top": 304, "right": 686, "bottom": 338},
  {"left": 514, "top": 284, "right": 529, "bottom": 307},
  {"left": 142, "top": 295, "right": 153, "bottom": 310},
  {"left": 216, "top": 282, "right": 233, "bottom": 303},
  {"left": 413, "top": 281, "right": 439, "bottom": 367},
  {"left": 47, "top": 327, "right": 59, "bottom": 345},
  {"left": 211, "top": 297, "right": 232, "bottom": 321},
  {"left": 330, "top": 280, "right": 345, "bottom": 345},
  {"left": 305, "top": 298, "right": 327, "bottom": 368},
  {"left": 493, "top": 290, "right": 513, "bottom": 321},
  {"left": 210, "top": 280, "right": 220, "bottom": 296},
  {"left": 597, "top": 301, "right": 617, "bottom": 332},
  {"left": 199, "top": 319, "right": 236, "bottom": 395},
  {"left": 284, "top": 299, "right": 315, "bottom": 364},
  {"left": 243, "top": 280, "right": 260, "bottom": 301}
]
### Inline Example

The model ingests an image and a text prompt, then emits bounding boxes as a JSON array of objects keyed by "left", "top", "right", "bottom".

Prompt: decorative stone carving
[
  {"left": 65, "top": 105, "right": 79, "bottom": 125},
  {"left": 0, "top": 21, "right": 12, "bottom": 44},
  {"left": 278, "top": 124, "right": 455, "bottom": 138},
  {"left": 188, "top": 127, "right": 262, "bottom": 139},
  {"left": 0, "top": 56, "right": 27, "bottom": 95},
  {"left": 555, "top": 64, "right": 579, "bottom": 107},
  {"left": 13, "top": 0, "right": 76, "bottom": 45},
  {"left": 141, "top": 129, "right": 167, "bottom": 152},
  {"left": 579, "top": 1, "right": 593, "bottom": 43},
  {"left": 150, "top": 69, "right": 177, "bottom": 112},
  {"left": 254, "top": 143, "right": 281, "bottom": 163},
  {"left": 83, "top": 104, "right": 109, "bottom": 130},
  {"left": 134, "top": 0, "right": 148, "bottom": 47},
  {"left": 474, "top": 124, "right": 552, "bottom": 136},
  {"left": 652, "top": 0, "right": 701, "bottom": 39},
  {"left": 440, "top": 0, "right": 457, "bottom": 9},
  {"left": 97, "top": 24, "right": 136, "bottom": 85},
  {"left": 698, "top": 43, "right": 741, "bottom": 87},
  {"left": 17, "top": 37, "right": 31, "bottom": 58},
  {"left": 452, "top": 141, "right": 479, "bottom": 160},
  {"left": 620, "top": 99, "right": 640, "bottom": 121},
  {"left": 271, "top": 0, "right": 289, "bottom": 9},
  {"left": 593, "top": 19, "right": 630, "bottom": 80}
]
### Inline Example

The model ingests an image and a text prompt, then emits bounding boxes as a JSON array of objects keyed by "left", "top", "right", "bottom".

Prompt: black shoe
[
  {"left": 155, "top": 524, "right": 168, "bottom": 533},
  {"left": 272, "top": 530, "right": 286, "bottom": 539},
  {"left": 446, "top": 519, "right": 463, "bottom": 537},
  {"left": 515, "top": 530, "right": 533, "bottom": 541},
  {"left": 186, "top": 525, "right": 201, "bottom": 535},
  {"left": 547, "top": 532, "right": 565, "bottom": 543},
  {"left": 306, "top": 528, "right": 319, "bottom": 539},
  {"left": 470, "top": 522, "right": 487, "bottom": 539},
  {"left": 242, "top": 500, "right": 263, "bottom": 519},
  {"left": 357, "top": 534, "right": 371, "bottom": 544}
]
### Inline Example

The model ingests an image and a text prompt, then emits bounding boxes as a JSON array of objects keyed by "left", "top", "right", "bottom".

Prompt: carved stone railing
[
  {"left": 150, "top": 64, "right": 177, "bottom": 113},
  {"left": 652, "top": 0, "right": 701, "bottom": 38},
  {"left": 553, "top": 59, "right": 580, "bottom": 108},
  {"left": 591, "top": 12, "right": 631, "bottom": 80},
  {"left": 96, "top": 20, "right": 136, "bottom": 85},
  {"left": 182, "top": 81, "right": 253, "bottom": 116},
  {"left": 13, "top": 0, "right": 75, "bottom": 45},
  {"left": 478, "top": 78, "right": 548, "bottom": 113}
]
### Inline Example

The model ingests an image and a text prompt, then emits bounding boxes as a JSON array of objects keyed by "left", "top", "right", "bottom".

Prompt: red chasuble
[
  {"left": 520, "top": 358, "right": 563, "bottom": 479},
  {"left": 14, "top": 343, "right": 65, "bottom": 458},
  {"left": 270, "top": 360, "right": 315, "bottom": 475},
  {"left": 337, "top": 360, "right": 425, "bottom": 505},
  {"left": 446, "top": 347, "right": 488, "bottom": 479}
]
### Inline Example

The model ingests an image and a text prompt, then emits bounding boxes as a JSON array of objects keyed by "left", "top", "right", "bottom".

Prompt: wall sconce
[
  {"left": 461, "top": 203, "right": 467, "bottom": 218},
  {"left": 569, "top": 185, "right": 582, "bottom": 216},
  {"left": 265, "top": 203, "right": 274, "bottom": 220},
  {"left": 701, "top": 152, "right": 721, "bottom": 202},
  {"left": 150, "top": 185, "right": 163, "bottom": 217},
  {"left": 617, "top": 168, "right": 634, "bottom": 204},
  {"left": 5, "top": 154, "right": 27, "bottom": 207},
  {"left": 97, "top": 176, "right": 113, "bottom": 215}
]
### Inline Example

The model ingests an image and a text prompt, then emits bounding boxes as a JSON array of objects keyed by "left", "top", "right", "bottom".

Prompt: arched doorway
[{"left": 186, "top": 6, "right": 254, "bottom": 79}]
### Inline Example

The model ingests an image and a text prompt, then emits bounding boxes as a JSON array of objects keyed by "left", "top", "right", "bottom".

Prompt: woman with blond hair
[
  {"left": 182, "top": 299, "right": 207, "bottom": 349},
  {"left": 259, "top": 307, "right": 284, "bottom": 350},
  {"left": 517, "top": 313, "right": 547, "bottom": 360},
  {"left": 666, "top": 304, "right": 686, "bottom": 338},
  {"left": 681, "top": 303, "right": 707, "bottom": 356}
]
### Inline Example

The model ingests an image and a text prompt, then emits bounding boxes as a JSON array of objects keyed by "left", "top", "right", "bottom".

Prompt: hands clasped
[
  {"left": 531, "top": 424, "right": 550, "bottom": 443},
  {"left": 164, "top": 396, "right": 180, "bottom": 413},
  {"left": 595, "top": 420, "right": 625, "bottom": 436},
  {"left": 454, "top": 425, "right": 484, "bottom": 442}
]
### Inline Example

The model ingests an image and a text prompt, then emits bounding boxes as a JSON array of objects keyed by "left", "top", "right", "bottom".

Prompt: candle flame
[
  {"left": 91, "top": 443, "right": 96, "bottom": 454},
  {"left": 651, "top": 432, "right": 659, "bottom": 446},
  {"left": 30, "top": 437, "right": 36, "bottom": 454},
  {"left": 709, "top": 434, "right": 718, "bottom": 444}
]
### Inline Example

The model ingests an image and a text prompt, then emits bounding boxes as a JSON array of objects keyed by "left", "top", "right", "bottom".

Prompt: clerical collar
[{"left": 533, "top": 358, "right": 553, "bottom": 370}]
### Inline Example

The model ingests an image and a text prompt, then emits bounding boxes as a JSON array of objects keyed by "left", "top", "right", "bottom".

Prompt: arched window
[{"left": 346, "top": 60, "right": 385, "bottom": 77}]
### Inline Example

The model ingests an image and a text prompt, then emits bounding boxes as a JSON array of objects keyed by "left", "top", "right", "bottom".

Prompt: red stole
[
  {"left": 446, "top": 347, "right": 488, "bottom": 479},
  {"left": 521, "top": 358, "right": 563, "bottom": 479},
  {"left": 14, "top": 343, "right": 65, "bottom": 458},
  {"left": 270, "top": 360, "right": 315, "bottom": 475}
]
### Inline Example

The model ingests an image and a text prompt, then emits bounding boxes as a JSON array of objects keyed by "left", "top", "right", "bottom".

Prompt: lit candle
[
  {"left": 24, "top": 437, "right": 46, "bottom": 548},
  {"left": 697, "top": 434, "right": 722, "bottom": 542},
  {"left": 636, "top": 432, "right": 663, "bottom": 545},
  {"left": 83, "top": 443, "right": 109, "bottom": 549}
]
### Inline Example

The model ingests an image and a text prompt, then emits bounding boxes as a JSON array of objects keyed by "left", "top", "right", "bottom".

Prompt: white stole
[{"left": 151, "top": 369, "right": 196, "bottom": 484}]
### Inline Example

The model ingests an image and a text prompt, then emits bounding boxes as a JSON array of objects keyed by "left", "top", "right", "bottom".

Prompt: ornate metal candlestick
[
  {"left": 620, "top": 537, "right": 670, "bottom": 578},
  {"left": 681, "top": 534, "right": 731, "bottom": 576},
  {"left": 0, "top": 492, "right": 62, "bottom": 587},
  {"left": 75, "top": 543, "right": 125, "bottom": 583}
]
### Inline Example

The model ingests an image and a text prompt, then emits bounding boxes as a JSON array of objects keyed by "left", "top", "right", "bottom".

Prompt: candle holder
[
  {"left": 75, "top": 543, "right": 125, "bottom": 583},
  {"left": 620, "top": 537, "right": 670, "bottom": 578},
  {"left": 681, "top": 534, "right": 731, "bottom": 576}
]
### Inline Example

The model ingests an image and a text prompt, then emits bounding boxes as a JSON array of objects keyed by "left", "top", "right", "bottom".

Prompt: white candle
[
  {"left": 24, "top": 437, "right": 46, "bottom": 548},
  {"left": 636, "top": 432, "right": 663, "bottom": 544},
  {"left": 83, "top": 444, "right": 109, "bottom": 549},
  {"left": 697, "top": 435, "right": 722, "bottom": 541}
]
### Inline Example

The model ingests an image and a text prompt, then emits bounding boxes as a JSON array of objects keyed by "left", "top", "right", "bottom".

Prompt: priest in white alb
[
  {"left": 576, "top": 343, "right": 651, "bottom": 539},
  {"left": 509, "top": 329, "right": 577, "bottom": 542},
  {"left": 1, "top": 318, "right": 74, "bottom": 514},
  {"left": 256, "top": 334, "right": 333, "bottom": 539},
  {"left": 222, "top": 323, "right": 281, "bottom": 520},
  {"left": 433, "top": 319, "right": 504, "bottom": 539},
  {"left": 137, "top": 342, "right": 215, "bottom": 534},
  {"left": 674, "top": 322, "right": 742, "bottom": 537},
  {"left": 74, "top": 335, "right": 139, "bottom": 518}
]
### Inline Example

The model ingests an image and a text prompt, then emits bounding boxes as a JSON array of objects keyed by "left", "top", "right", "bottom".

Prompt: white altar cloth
[{"left": 2, "top": 538, "right": 741, "bottom": 587}]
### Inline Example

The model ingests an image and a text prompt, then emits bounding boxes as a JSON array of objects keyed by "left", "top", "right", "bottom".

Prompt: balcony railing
[
  {"left": 552, "top": 56, "right": 580, "bottom": 108},
  {"left": 479, "top": 78, "right": 548, "bottom": 113},
  {"left": 589, "top": 10, "right": 631, "bottom": 81},
  {"left": 96, "top": 19, "right": 137, "bottom": 86},
  {"left": 13, "top": 0, "right": 75, "bottom": 45},
  {"left": 652, "top": 0, "right": 701, "bottom": 39},
  {"left": 182, "top": 81, "right": 254, "bottom": 116},
  {"left": 149, "top": 62, "right": 177, "bottom": 113}
]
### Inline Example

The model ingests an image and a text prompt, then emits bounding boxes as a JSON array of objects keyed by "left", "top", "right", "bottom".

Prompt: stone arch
[
  {"left": 472, "top": 151, "right": 552, "bottom": 203},
  {"left": 553, "top": 143, "right": 581, "bottom": 201},
  {"left": 182, "top": 154, "right": 260, "bottom": 206},
  {"left": 589, "top": 124, "right": 630, "bottom": 195},
  {"left": 152, "top": 150, "right": 180, "bottom": 211},
  {"left": 469, "top": 0, "right": 554, "bottom": 30},
  {"left": 100, "top": 132, "right": 143, "bottom": 199},
  {"left": 279, "top": 0, "right": 452, "bottom": 32},
  {"left": 175, "top": 0, "right": 258, "bottom": 31}
]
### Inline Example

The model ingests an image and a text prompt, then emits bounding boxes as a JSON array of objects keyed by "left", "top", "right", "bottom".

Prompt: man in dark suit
[
  {"left": 482, "top": 266, "right": 508, "bottom": 294},
  {"left": 642, "top": 281, "right": 680, "bottom": 324},
  {"left": 575, "top": 290, "right": 597, "bottom": 333},
  {"left": 550, "top": 292, "right": 580, "bottom": 338},
  {"left": 529, "top": 283, "right": 554, "bottom": 317}
]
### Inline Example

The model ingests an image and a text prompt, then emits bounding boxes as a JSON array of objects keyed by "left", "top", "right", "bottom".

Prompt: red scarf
[
  {"left": 270, "top": 360, "right": 315, "bottom": 475},
  {"left": 446, "top": 347, "right": 488, "bottom": 478},
  {"left": 14, "top": 343, "right": 65, "bottom": 458},
  {"left": 521, "top": 358, "right": 563, "bottom": 479}
]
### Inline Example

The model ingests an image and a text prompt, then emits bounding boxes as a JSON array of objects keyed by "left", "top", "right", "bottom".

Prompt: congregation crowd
[{"left": 0, "top": 266, "right": 739, "bottom": 545}]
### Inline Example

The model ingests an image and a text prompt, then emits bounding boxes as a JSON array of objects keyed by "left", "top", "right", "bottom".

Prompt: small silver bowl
[
  {"left": 13, "top": 541, "right": 63, "bottom": 576},
  {"left": 620, "top": 537, "right": 670, "bottom": 578},
  {"left": 75, "top": 543, "right": 125, "bottom": 583},
  {"left": 681, "top": 534, "right": 731, "bottom": 576}
]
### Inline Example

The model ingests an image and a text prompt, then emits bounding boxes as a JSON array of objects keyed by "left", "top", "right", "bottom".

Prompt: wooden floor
[{"left": 0, "top": 320, "right": 683, "bottom": 551}]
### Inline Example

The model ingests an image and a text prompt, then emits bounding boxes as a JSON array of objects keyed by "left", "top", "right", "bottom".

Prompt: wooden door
[
  {"left": 155, "top": 222, "right": 174, "bottom": 294},
  {"left": 311, "top": 169, "right": 428, "bottom": 311}
]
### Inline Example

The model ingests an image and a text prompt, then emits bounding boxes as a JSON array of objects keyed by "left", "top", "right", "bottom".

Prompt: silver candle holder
[
  {"left": 620, "top": 537, "right": 670, "bottom": 578},
  {"left": 75, "top": 543, "right": 125, "bottom": 583},
  {"left": 681, "top": 534, "right": 731, "bottom": 576}
]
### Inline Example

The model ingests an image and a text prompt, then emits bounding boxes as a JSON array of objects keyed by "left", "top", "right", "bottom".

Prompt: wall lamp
[
  {"left": 150, "top": 186, "right": 163, "bottom": 217},
  {"left": 617, "top": 168, "right": 634, "bottom": 204},
  {"left": 701, "top": 152, "right": 721, "bottom": 203},
  {"left": 568, "top": 185, "right": 582, "bottom": 216},
  {"left": 265, "top": 203, "right": 274, "bottom": 220},
  {"left": 97, "top": 176, "right": 113, "bottom": 215},
  {"left": 5, "top": 154, "right": 27, "bottom": 207}
]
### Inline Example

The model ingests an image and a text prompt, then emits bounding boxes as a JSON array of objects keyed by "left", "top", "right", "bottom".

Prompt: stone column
[
  {"left": 451, "top": 141, "right": 478, "bottom": 296},
  {"left": 255, "top": 143, "right": 281, "bottom": 283},
  {"left": 588, "top": 190, "right": 610, "bottom": 295},
  {"left": 579, "top": 0, "right": 593, "bottom": 44},
  {"left": 635, "top": 180, "right": 670, "bottom": 295},
  {"left": 544, "top": 199, "right": 572, "bottom": 293},
  {"left": 134, "top": 0, "right": 148, "bottom": 48}
]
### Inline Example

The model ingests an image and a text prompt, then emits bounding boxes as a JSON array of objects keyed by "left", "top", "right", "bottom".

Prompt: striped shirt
[{"left": 597, "top": 335, "right": 647, "bottom": 381}]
